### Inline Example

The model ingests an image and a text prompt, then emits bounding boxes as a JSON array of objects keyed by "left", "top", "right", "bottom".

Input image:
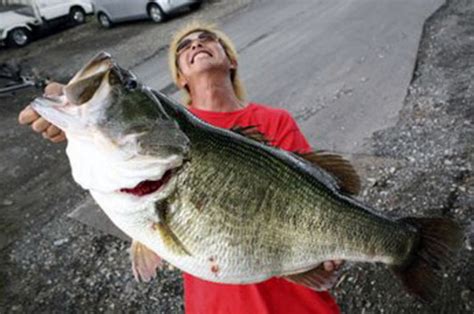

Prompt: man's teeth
[{"left": 192, "top": 52, "right": 211, "bottom": 63}]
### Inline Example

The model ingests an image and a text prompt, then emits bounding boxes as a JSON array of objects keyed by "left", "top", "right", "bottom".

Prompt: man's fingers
[
  {"left": 44, "top": 124, "right": 62, "bottom": 138},
  {"left": 19, "top": 82, "right": 64, "bottom": 125},
  {"left": 44, "top": 82, "right": 65, "bottom": 96},
  {"left": 49, "top": 132, "right": 66, "bottom": 143},
  {"left": 18, "top": 82, "right": 66, "bottom": 144},
  {"left": 18, "top": 105, "right": 40, "bottom": 125},
  {"left": 31, "top": 117, "right": 52, "bottom": 133},
  {"left": 41, "top": 124, "right": 66, "bottom": 143},
  {"left": 323, "top": 261, "right": 335, "bottom": 272},
  {"left": 323, "top": 260, "right": 345, "bottom": 272},
  {"left": 43, "top": 130, "right": 66, "bottom": 143},
  {"left": 333, "top": 260, "right": 343, "bottom": 268}
]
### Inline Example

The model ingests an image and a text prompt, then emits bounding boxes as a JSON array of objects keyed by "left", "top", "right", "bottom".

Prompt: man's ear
[
  {"left": 230, "top": 59, "right": 238, "bottom": 70},
  {"left": 177, "top": 72, "right": 188, "bottom": 89}
]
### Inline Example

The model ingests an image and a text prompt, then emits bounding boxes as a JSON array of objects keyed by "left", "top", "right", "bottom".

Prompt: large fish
[{"left": 31, "top": 52, "right": 464, "bottom": 301}]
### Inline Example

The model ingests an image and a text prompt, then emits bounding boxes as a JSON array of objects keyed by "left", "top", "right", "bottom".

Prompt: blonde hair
[{"left": 168, "top": 20, "right": 246, "bottom": 106}]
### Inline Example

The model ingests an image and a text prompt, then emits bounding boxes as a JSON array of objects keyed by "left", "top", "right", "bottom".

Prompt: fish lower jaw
[{"left": 89, "top": 179, "right": 175, "bottom": 217}]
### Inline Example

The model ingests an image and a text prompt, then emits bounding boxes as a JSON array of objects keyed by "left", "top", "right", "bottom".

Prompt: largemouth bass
[{"left": 31, "top": 52, "right": 464, "bottom": 301}]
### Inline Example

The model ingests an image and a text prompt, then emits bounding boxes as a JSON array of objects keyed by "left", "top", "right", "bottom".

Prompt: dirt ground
[{"left": 0, "top": 0, "right": 473, "bottom": 313}]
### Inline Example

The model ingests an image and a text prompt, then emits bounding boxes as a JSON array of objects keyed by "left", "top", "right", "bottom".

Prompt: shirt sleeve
[{"left": 272, "top": 111, "right": 312, "bottom": 153}]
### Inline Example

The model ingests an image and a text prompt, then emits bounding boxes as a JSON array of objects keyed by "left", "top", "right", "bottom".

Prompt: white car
[
  {"left": 0, "top": 6, "right": 38, "bottom": 47},
  {"left": 0, "top": 0, "right": 94, "bottom": 47},
  {"left": 93, "top": 0, "right": 202, "bottom": 28}
]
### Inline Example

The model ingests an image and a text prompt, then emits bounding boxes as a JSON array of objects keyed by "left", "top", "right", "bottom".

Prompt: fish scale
[{"left": 163, "top": 123, "right": 416, "bottom": 281}]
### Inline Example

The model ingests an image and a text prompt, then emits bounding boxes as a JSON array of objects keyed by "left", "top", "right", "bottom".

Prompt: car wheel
[
  {"left": 7, "top": 28, "right": 31, "bottom": 47},
  {"left": 98, "top": 12, "right": 112, "bottom": 28},
  {"left": 148, "top": 3, "right": 165, "bottom": 23},
  {"left": 70, "top": 7, "right": 86, "bottom": 25}
]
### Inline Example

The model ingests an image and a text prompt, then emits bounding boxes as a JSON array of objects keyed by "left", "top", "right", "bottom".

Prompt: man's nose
[{"left": 191, "top": 41, "right": 203, "bottom": 50}]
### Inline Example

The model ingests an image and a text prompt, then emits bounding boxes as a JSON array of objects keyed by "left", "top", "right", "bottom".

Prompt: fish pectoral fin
[
  {"left": 297, "top": 151, "right": 361, "bottom": 195},
  {"left": 130, "top": 240, "right": 163, "bottom": 282},
  {"left": 283, "top": 263, "right": 341, "bottom": 291},
  {"left": 155, "top": 222, "right": 192, "bottom": 257},
  {"left": 154, "top": 202, "right": 191, "bottom": 257}
]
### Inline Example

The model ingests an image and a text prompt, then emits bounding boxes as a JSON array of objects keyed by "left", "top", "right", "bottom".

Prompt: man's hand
[
  {"left": 18, "top": 82, "right": 66, "bottom": 143},
  {"left": 322, "top": 260, "right": 344, "bottom": 272}
]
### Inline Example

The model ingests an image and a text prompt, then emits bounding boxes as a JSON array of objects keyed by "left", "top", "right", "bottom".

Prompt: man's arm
[{"left": 18, "top": 83, "right": 66, "bottom": 143}]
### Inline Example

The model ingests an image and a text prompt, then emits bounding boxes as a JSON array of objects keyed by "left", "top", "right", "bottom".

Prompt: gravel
[{"left": 334, "top": 0, "right": 474, "bottom": 312}]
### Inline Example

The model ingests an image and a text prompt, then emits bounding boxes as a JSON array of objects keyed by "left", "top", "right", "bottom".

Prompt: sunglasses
[{"left": 176, "top": 31, "right": 219, "bottom": 56}]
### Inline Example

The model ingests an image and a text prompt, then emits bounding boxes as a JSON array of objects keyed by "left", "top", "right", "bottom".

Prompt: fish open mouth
[{"left": 119, "top": 169, "right": 173, "bottom": 196}]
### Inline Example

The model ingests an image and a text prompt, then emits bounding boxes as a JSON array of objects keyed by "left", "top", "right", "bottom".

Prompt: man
[{"left": 19, "top": 21, "right": 342, "bottom": 314}]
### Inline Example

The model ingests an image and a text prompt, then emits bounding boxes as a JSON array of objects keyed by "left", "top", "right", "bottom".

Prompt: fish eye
[{"left": 125, "top": 79, "right": 138, "bottom": 90}]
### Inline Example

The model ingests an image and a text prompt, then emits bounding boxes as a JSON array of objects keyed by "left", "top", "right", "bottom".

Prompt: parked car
[
  {"left": 93, "top": 0, "right": 202, "bottom": 28},
  {"left": 0, "top": 0, "right": 94, "bottom": 47}
]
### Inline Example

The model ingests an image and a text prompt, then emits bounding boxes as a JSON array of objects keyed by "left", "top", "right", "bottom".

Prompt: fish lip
[
  {"left": 39, "top": 95, "right": 65, "bottom": 106},
  {"left": 190, "top": 49, "right": 213, "bottom": 64},
  {"left": 30, "top": 95, "right": 75, "bottom": 131}
]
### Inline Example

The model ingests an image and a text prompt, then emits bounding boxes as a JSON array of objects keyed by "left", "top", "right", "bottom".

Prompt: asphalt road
[{"left": 135, "top": 0, "right": 443, "bottom": 153}]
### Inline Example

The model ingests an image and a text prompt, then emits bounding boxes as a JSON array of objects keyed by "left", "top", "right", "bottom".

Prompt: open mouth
[
  {"left": 119, "top": 169, "right": 173, "bottom": 196},
  {"left": 191, "top": 51, "right": 212, "bottom": 64}
]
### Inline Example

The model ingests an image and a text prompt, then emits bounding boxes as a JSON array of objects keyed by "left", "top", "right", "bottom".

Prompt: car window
[{"left": 14, "top": 6, "right": 35, "bottom": 17}]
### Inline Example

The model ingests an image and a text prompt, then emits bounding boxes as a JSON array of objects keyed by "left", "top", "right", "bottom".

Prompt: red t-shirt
[{"left": 184, "top": 103, "right": 340, "bottom": 314}]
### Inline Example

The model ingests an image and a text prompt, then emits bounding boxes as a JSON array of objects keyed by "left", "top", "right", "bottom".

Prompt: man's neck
[{"left": 188, "top": 73, "right": 244, "bottom": 112}]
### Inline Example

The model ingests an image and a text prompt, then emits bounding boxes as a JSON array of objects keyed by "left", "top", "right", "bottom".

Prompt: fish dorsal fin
[
  {"left": 230, "top": 126, "right": 360, "bottom": 194},
  {"left": 298, "top": 151, "right": 361, "bottom": 195},
  {"left": 230, "top": 125, "right": 271, "bottom": 145},
  {"left": 283, "top": 263, "right": 341, "bottom": 291},
  {"left": 130, "top": 240, "right": 163, "bottom": 282}
]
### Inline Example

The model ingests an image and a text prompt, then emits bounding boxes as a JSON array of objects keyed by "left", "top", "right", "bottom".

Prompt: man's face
[{"left": 176, "top": 31, "right": 235, "bottom": 83}]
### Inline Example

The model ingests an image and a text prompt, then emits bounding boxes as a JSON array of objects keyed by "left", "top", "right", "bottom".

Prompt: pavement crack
[{"left": 238, "top": 33, "right": 270, "bottom": 53}]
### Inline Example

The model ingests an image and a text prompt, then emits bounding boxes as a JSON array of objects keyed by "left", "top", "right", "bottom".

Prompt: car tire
[
  {"left": 70, "top": 7, "right": 86, "bottom": 25},
  {"left": 148, "top": 3, "right": 165, "bottom": 23},
  {"left": 98, "top": 13, "right": 113, "bottom": 28},
  {"left": 7, "top": 27, "right": 31, "bottom": 47}
]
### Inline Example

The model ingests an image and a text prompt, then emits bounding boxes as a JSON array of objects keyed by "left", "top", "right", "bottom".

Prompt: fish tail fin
[{"left": 391, "top": 217, "right": 464, "bottom": 302}]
